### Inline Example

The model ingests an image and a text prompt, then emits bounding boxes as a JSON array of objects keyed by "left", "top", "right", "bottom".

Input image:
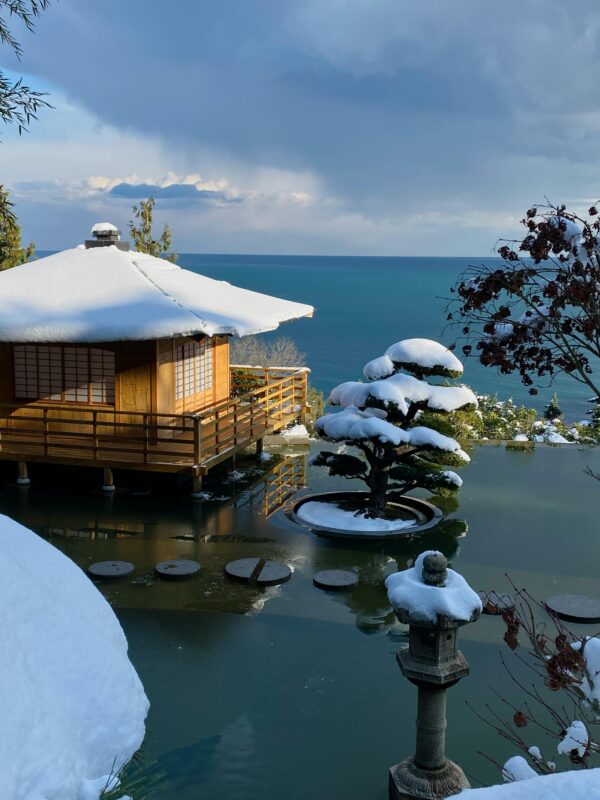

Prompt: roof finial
[{"left": 422, "top": 552, "right": 448, "bottom": 587}]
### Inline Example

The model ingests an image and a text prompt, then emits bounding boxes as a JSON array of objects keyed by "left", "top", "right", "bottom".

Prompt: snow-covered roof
[{"left": 0, "top": 244, "right": 314, "bottom": 342}]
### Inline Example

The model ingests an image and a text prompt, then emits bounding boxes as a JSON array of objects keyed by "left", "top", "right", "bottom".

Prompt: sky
[{"left": 3, "top": 0, "right": 600, "bottom": 255}]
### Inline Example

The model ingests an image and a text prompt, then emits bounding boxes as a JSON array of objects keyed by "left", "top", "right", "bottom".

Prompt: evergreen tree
[
  {"left": 0, "top": 186, "right": 34, "bottom": 269},
  {"left": 313, "top": 339, "right": 476, "bottom": 518},
  {"left": 544, "top": 393, "right": 562, "bottom": 421},
  {"left": 129, "top": 198, "right": 177, "bottom": 262}
]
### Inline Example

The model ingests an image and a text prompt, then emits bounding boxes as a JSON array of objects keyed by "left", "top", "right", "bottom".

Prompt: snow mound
[
  {"left": 501, "top": 756, "right": 538, "bottom": 782},
  {"left": 1, "top": 515, "right": 148, "bottom": 800},
  {"left": 385, "top": 338, "right": 464, "bottom": 375},
  {"left": 280, "top": 424, "right": 309, "bottom": 439},
  {"left": 296, "top": 501, "right": 416, "bottom": 532},
  {"left": 385, "top": 550, "right": 482, "bottom": 623},
  {"left": 457, "top": 767, "right": 600, "bottom": 798}
]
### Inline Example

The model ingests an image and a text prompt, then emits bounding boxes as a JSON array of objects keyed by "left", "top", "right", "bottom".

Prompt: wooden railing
[
  {"left": 0, "top": 366, "right": 309, "bottom": 470},
  {"left": 195, "top": 366, "right": 309, "bottom": 469}
]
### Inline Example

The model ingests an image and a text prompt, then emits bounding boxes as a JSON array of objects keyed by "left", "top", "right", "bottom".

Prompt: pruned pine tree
[
  {"left": 0, "top": 185, "right": 34, "bottom": 269},
  {"left": 0, "top": 1, "right": 52, "bottom": 132},
  {"left": 129, "top": 198, "right": 177, "bottom": 262},
  {"left": 313, "top": 339, "right": 476, "bottom": 518}
]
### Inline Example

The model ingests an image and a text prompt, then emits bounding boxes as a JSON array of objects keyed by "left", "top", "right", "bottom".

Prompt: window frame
[{"left": 12, "top": 343, "right": 116, "bottom": 406}]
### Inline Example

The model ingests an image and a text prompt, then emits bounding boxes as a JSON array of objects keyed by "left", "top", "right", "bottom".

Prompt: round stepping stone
[
  {"left": 313, "top": 569, "right": 358, "bottom": 591},
  {"left": 88, "top": 560, "right": 134, "bottom": 580},
  {"left": 545, "top": 593, "right": 600, "bottom": 623},
  {"left": 477, "top": 590, "right": 515, "bottom": 615},
  {"left": 155, "top": 559, "right": 201, "bottom": 580},
  {"left": 225, "top": 558, "right": 291, "bottom": 586}
]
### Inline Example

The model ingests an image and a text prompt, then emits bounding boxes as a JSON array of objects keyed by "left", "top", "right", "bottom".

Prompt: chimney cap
[
  {"left": 91, "top": 222, "right": 120, "bottom": 238},
  {"left": 86, "top": 222, "right": 130, "bottom": 251}
]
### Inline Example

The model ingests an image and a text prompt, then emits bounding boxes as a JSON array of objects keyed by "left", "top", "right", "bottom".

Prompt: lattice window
[
  {"left": 13, "top": 344, "right": 115, "bottom": 404},
  {"left": 175, "top": 339, "right": 213, "bottom": 400}
]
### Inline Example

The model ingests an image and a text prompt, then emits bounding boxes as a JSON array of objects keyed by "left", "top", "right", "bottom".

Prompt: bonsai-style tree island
[{"left": 300, "top": 339, "right": 477, "bottom": 534}]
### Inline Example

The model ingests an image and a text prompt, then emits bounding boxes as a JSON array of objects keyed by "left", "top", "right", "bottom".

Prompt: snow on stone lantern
[{"left": 385, "top": 551, "right": 482, "bottom": 800}]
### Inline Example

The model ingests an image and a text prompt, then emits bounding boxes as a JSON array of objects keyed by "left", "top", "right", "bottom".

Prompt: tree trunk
[{"left": 367, "top": 465, "right": 389, "bottom": 517}]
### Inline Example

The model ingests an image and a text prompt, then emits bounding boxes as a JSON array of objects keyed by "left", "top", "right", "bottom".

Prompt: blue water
[{"left": 179, "top": 253, "right": 592, "bottom": 419}]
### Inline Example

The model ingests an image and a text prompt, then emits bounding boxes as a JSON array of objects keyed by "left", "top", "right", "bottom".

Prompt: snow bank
[
  {"left": 1, "top": 515, "right": 148, "bottom": 800},
  {"left": 385, "top": 550, "right": 482, "bottom": 623},
  {"left": 329, "top": 373, "right": 477, "bottom": 415},
  {"left": 296, "top": 501, "right": 416, "bottom": 532},
  {"left": 457, "top": 768, "right": 600, "bottom": 798},
  {"left": 501, "top": 756, "right": 538, "bottom": 782},
  {"left": 0, "top": 245, "right": 314, "bottom": 342}
]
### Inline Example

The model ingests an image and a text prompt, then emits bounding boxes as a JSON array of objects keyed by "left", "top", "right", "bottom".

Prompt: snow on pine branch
[
  {"left": 329, "top": 372, "right": 477, "bottom": 415},
  {"left": 315, "top": 406, "right": 469, "bottom": 459},
  {"left": 366, "top": 338, "right": 464, "bottom": 380}
]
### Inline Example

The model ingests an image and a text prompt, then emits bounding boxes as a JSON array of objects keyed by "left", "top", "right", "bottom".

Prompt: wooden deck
[{"left": 0, "top": 366, "right": 309, "bottom": 478}]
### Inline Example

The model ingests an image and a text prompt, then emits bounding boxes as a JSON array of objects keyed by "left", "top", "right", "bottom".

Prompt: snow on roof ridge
[{"left": 129, "top": 251, "right": 213, "bottom": 332}]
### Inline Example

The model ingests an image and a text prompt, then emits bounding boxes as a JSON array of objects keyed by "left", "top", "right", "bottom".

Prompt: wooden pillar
[
  {"left": 191, "top": 470, "right": 203, "bottom": 497},
  {"left": 102, "top": 467, "right": 116, "bottom": 493},
  {"left": 17, "top": 461, "right": 30, "bottom": 487},
  {"left": 256, "top": 437, "right": 264, "bottom": 456}
]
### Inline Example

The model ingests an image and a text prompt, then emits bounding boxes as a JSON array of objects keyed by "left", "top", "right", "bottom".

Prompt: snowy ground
[
  {"left": 296, "top": 500, "right": 417, "bottom": 532},
  {"left": 1, "top": 514, "right": 148, "bottom": 800},
  {"left": 458, "top": 767, "right": 600, "bottom": 798}
]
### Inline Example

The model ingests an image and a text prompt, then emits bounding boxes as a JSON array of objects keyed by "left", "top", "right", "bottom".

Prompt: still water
[{"left": 2, "top": 444, "right": 600, "bottom": 798}]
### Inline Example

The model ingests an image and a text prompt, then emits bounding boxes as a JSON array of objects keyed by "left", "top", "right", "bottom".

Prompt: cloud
[{"left": 6, "top": 1, "right": 600, "bottom": 252}]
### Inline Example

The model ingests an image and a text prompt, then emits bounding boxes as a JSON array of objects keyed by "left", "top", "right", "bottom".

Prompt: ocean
[{"left": 180, "top": 253, "right": 592, "bottom": 420}]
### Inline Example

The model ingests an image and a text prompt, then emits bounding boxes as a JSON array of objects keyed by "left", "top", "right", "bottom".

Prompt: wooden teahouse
[{"left": 0, "top": 223, "right": 313, "bottom": 491}]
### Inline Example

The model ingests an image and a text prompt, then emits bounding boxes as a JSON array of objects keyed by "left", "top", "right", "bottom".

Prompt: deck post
[
  {"left": 102, "top": 467, "right": 116, "bottom": 493},
  {"left": 17, "top": 461, "right": 30, "bottom": 487},
  {"left": 256, "top": 437, "right": 264, "bottom": 457},
  {"left": 191, "top": 469, "right": 204, "bottom": 497}
]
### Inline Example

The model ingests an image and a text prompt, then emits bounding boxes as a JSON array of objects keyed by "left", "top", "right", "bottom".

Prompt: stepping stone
[
  {"left": 155, "top": 559, "right": 201, "bottom": 579},
  {"left": 225, "top": 558, "right": 291, "bottom": 586},
  {"left": 477, "top": 590, "right": 515, "bottom": 615},
  {"left": 313, "top": 569, "right": 359, "bottom": 591},
  {"left": 545, "top": 593, "right": 600, "bottom": 623},
  {"left": 88, "top": 560, "right": 134, "bottom": 580}
]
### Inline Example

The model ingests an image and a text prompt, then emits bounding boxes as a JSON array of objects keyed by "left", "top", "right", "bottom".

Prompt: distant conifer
[
  {"left": 129, "top": 198, "right": 177, "bottom": 262},
  {"left": 0, "top": 186, "right": 34, "bottom": 269}
]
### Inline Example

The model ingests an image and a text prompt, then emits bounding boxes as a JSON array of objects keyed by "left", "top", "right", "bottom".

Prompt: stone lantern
[{"left": 386, "top": 551, "right": 481, "bottom": 800}]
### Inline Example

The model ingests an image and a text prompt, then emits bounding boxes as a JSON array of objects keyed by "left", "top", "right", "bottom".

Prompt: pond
[{"left": 2, "top": 443, "right": 600, "bottom": 799}]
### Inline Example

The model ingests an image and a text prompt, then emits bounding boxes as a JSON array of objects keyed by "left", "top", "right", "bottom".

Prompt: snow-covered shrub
[{"left": 313, "top": 338, "right": 476, "bottom": 517}]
